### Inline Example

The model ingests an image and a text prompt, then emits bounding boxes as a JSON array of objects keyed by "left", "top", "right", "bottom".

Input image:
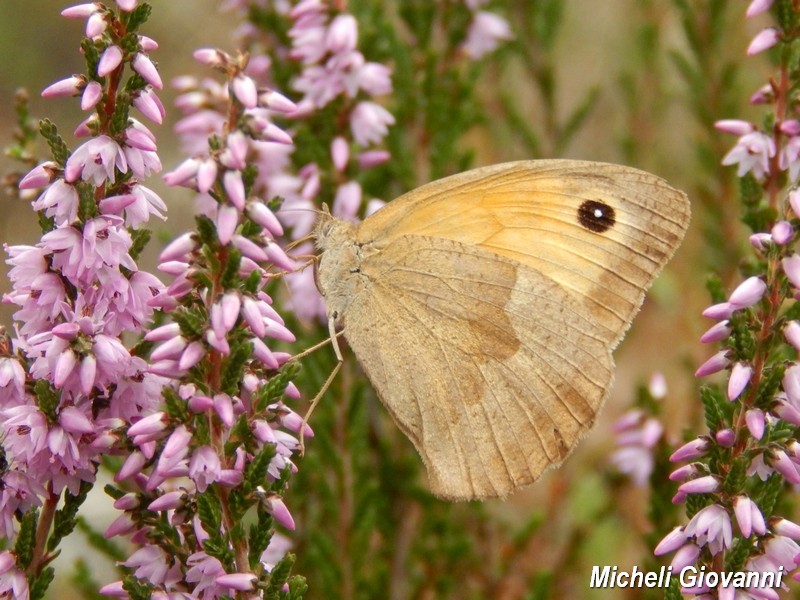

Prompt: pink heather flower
[
  {"left": 790, "top": 189, "right": 800, "bottom": 218},
  {"left": 0, "top": 553, "right": 29, "bottom": 600},
  {"left": 773, "top": 518, "right": 800, "bottom": 540},
  {"left": 358, "top": 150, "right": 391, "bottom": 169},
  {"left": 748, "top": 453, "right": 774, "bottom": 481},
  {"left": 147, "top": 490, "right": 185, "bottom": 512},
  {"left": 772, "top": 220, "right": 794, "bottom": 244},
  {"left": 716, "top": 428, "right": 736, "bottom": 447},
  {"left": 715, "top": 119, "right": 756, "bottom": 135},
  {"left": 750, "top": 232, "right": 773, "bottom": 249},
  {"left": 231, "top": 75, "right": 258, "bottom": 108},
  {"left": 189, "top": 446, "right": 221, "bottom": 492},
  {"left": 783, "top": 254, "right": 800, "bottom": 288},
  {"left": 654, "top": 526, "right": 688, "bottom": 556},
  {"left": 700, "top": 320, "right": 732, "bottom": 343},
  {"left": 649, "top": 372, "right": 668, "bottom": 399},
  {"left": 695, "top": 350, "right": 730, "bottom": 377},
  {"left": 179, "top": 341, "right": 206, "bottom": 370},
  {"left": 727, "top": 362, "right": 753, "bottom": 400},
  {"left": 123, "top": 546, "right": 178, "bottom": 586},
  {"left": 216, "top": 204, "right": 239, "bottom": 245},
  {"left": 85, "top": 11, "right": 107, "bottom": 38},
  {"left": 32, "top": 179, "right": 80, "bottom": 226},
  {"left": 671, "top": 542, "right": 701, "bottom": 571},
  {"left": 747, "top": 28, "right": 780, "bottom": 56},
  {"left": 350, "top": 101, "right": 395, "bottom": 146},
  {"left": 131, "top": 53, "right": 162, "bottom": 89},
  {"left": 326, "top": 14, "right": 358, "bottom": 52},
  {"left": 333, "top": 181, "right": 362, "bottom": 220},
  {"left": 132, "top": 87, "right": 165, "bottom": 124},
  {"left": 247, "top": 202, "right": 284, "bottom": 238},
  {"left": 64, "top": 135, "right": 128, "bottom": 185},
  {"left": 747, "top": 0, "right": 774, "bottom": 17},
  {"left": 702, "top": 302, "right": 735, "bottom": 319},
  {"left": 265, "top": 494, "right": 295, "bottom": 530},
  {"left": 669, "top": 464, "right": 698, "bottom": 482},
  {"left": 769, "top": 449, "right": 800, "bottom": 484},
  {"left": 734, "top": 496, "right": 767, "bottom": 538},
  {"left": 41, "top": 75, "right": 84, "bottom": 98},
  {"left": 260, "top": 90, "right": 298, "bottom": 113},
  {"left": 331, "top": 136, "right": 349, "bottom": 171},
  {"left": 80, "top": 80, "right": 103, "bottom": 110},
  {"left": 783, "top": 363, "right": 800, "bottom": 404},
  {"left": 728, "top": 276, "right": 767, "bottom": 308},
  {"left": 19, "top": 161, "right": 58, "bottom": 189},
  {"left": 786, "top": 321, "right": 800, "bottom": 350},
  {"left": 746, "top": 408, "right": 766, "bottom": 440},
  {"left": 216, "top": 573, "right": 257, "bottom": 591},
  {"left": 671, "top": 438, "right": 710, "bottom": 462},
  {"left": 462, "top": 11, "right": 513, "bottom": 59},
  {"left": 223, "top": 170, "right": 246, "bottom": 210},
  {"left": 685, "top": 504, "right": 733, "bottom": 555},
  {"left": 721, "top": 131, "right": 776, "bottom": 179},
  {"left": 678, "top": 475, "right": 720, "bottom": 495},
  {"left": 782, "top": 136, "right": 800, "bottom": 181},
  {"left": 764, "top": 535, "right": 800, "bottom": 571},
  {"left": 61, "top": 3, "right": 101, "bottom": 19},
  {"left": 97, "top": 45, "right": 124, "bottom": 77},
  {"left": 197, "top": 159, "right": 218, "bottom": 193}
]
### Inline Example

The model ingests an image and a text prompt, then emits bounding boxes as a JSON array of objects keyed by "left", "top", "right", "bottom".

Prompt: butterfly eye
[{"left": 577, "top": 199, "right": 616, "bottom": 233}]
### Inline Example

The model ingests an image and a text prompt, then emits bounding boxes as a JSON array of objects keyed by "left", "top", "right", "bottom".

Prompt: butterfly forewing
[{"left": 357, "top": 160, "right": 690, "bottom": 348}]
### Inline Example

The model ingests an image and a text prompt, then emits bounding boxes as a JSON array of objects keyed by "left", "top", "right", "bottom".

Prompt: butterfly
[{"left": 312, "top": 160, "right": 690, "bottom": 501}]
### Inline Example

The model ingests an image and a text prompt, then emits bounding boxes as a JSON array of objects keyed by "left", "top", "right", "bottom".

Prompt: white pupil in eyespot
[{"left": 593, "top": 208, "right": 603, "bottom": 218}]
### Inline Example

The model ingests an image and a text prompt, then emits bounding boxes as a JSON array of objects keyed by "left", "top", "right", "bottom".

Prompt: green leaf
[
  {"left": 221, "top": 339, "right": 252, "bottom": 396},
  {"left": 128, "top": 229, "right": 151, "bottom": 262},
  {"left": 163, "top": 386, "right": 190, "bottom": 422},
  {"left": 265, "top": 553, "right": 295, "bottom": 600},
  {"left": 33, "top": 380, "right": 59, "bottom": 422},
  {"left": 122, "top": 574, "right": 154, "bottom": 600},
  {"left": 757, "top": 474, "right": 784, "bottom": 517},
  {"left": 29, "top": 566, "right": 55, "bottom": 600},
  {"left": 724, "top": 537, "right": 752, "bottom": 572},
  {"left": 38, "top": 119, "right": 69, "bottom": 165},
  {"left": 723, "top": 457, "right": 747, "bottom": 495},
  {"left": 123, "top": 3, "right": 152, "bottom": 32},
  {"left": 49, "top": 480, "right": 92, "bottom": 551},
  {"left": 700, "top": 386, "right": 727, "bottom": 431},
  {"left": 196, "top": 491, "right": 222, "bottom": 534},
  {"left": 15, "top": 509, "right": 38, "bottom": 568},
  {"left": 243, "top": 444, "right": 277, "bottom": 494},
  {"left": 286, "top": 575, "right": 308, "bottom": 599},
  {"left": 248, "top": 506, "right": 274, "bottom": 569},
  {"left": 220, "top": 247, "right": 244, "bottom": 291}
]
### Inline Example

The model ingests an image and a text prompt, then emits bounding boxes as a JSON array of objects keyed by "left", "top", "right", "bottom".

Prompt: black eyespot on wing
[{"left": 577, "top": 200, "right": 616, "bottom": 233}]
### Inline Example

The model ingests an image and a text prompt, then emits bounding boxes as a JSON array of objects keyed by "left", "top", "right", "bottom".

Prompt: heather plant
[
  {"left": 648, "top": 1, "right": 800, "bottom": 597},
  {"left": 3, "top": 2, "right": 307, "bottom": 598}
]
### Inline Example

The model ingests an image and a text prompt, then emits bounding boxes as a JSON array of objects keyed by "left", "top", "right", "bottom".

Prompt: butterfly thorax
[{"left": 313, "top": 214, "right": 370, "bottom": 325}]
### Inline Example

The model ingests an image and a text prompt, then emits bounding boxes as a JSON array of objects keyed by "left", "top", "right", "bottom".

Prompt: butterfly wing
[
  {"left": 357, "top": 160, "right": 690, "bottom": 348},
  {"left": 342, "top": 234, "right": 613, "bottom": 500}
]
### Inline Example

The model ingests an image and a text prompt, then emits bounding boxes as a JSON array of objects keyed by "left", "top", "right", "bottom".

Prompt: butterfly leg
[{"left": 299, "top": 315, "right": 344, "bottom": 454}]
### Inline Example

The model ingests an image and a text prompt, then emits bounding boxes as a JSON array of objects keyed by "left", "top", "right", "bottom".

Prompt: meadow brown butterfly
[{"left": 313, "top": 160, "right": 690, "bottom": 501}]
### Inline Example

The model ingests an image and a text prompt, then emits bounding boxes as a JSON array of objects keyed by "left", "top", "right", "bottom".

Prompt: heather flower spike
[
  {"left": 0, "top": 2, "right": 311, "bottom": 597},
  {"left": 657, "top": 2, "right": 800, "bottom": 591}
]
